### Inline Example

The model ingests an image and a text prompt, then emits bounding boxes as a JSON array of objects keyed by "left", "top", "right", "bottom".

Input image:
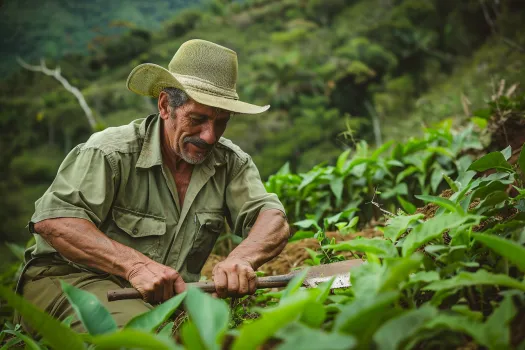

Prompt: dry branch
[{"left": 17, "top": 57, "right": 97, "bottom": 130}]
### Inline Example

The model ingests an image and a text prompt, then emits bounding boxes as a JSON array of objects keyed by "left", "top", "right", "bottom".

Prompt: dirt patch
[
  {"left": 415, "top": 189, "right": 454, "bottom": 220},
  {"left": 201, "top": 228, "right": 381, "bottom": 278}
]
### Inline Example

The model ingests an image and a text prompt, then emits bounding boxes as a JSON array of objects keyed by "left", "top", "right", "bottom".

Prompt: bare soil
[{"left": 201, "top": 228, "right": 381, "bottom": 278}]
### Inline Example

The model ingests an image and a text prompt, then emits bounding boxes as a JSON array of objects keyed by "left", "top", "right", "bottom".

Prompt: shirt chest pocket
[
  {"left": 186, "top": 211, "right": 224, "bottom": 275},
  {"left": 109, "top": 207, "right": 167, "bottom": 261}
]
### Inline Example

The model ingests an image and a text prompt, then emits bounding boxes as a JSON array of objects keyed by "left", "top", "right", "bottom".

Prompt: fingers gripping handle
[{"left": 107, "top": 275, "right": 293, "bottom": 301}]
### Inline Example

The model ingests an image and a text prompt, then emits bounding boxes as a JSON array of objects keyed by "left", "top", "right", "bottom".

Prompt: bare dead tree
[{"left": 17, "top": 57, "right": 97, "bottom": 130}]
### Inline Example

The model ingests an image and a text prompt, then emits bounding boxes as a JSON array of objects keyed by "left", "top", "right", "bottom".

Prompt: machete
[{"left": 107, "top": 259, "right": 364, "bottom": 302}]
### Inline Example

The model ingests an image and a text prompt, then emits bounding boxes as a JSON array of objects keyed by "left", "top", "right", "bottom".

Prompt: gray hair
[
  {"left": 162, "top": 86, "right": 235, "bottom": 117},
  {"left": 162, "top": 87, "right": 189, "bottom": 108}
]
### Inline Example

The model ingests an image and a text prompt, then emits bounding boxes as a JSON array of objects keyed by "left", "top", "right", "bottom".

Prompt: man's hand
[
  {"left": 127, "top": 260, "right": 186, "bottom": 304},
  {"left": 212, "top": 258, "right": 257, "bottom": 298}
]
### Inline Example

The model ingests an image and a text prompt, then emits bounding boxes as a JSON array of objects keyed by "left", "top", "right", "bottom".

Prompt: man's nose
[{"left": 200, "top": 124, "right": 217, "bottom": 145}]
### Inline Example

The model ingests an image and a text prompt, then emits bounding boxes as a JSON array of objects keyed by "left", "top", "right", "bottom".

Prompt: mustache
[{"left": 183, "top": 136, "right": 213, "bottom": 150}]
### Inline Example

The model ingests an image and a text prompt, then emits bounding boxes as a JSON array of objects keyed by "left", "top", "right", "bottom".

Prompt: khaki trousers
[{"left": 15, "top": 255, "right": 152, "bottom": 333}]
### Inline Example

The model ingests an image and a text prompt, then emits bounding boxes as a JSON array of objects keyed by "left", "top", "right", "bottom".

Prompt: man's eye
[{"left": 190, "top": 116, "right": 207, "bottom": 124}]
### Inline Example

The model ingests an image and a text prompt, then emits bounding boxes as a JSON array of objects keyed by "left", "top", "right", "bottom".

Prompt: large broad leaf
[
  {"left": 424, "top": 270, "right": 525, "bottom": 292},
  {"left": 383, "top": 214, "right": 424, "bottom": 242},
  {"left": 330, "top": 177, "right": 344, "bottom": 203},
  {"left": 473, "top": 233, "right": 525, "bottom": 273},
  {"left": 0, "top": 286, "right": 84, "bottom": 350},
  {"left": 180, "top": 321, "right": 206, "bottom": 350},
  {"left": 89, "top": 329, "right": 182, "bottom": 350},
  {"left": 421, "top": 314, "right": 488, "bottom": 347},
  {"left": 484, "top": 291, "right": 518, "bottom": 349},
  {"left": 402, "top": 213, "right": 481, "bottom": 256},
  {"left": 125, "top": 292, "right": 186, "bottom": 332},
  {"left": 467, "top": 152, "right": 513, "bottom": 173},
  {"left": 373, "top": 305, "right": 438, "bottom": 350},
  {"left": 61, "top": 281, "right": 117, "bottom": 335},
  {"left": 333, "top": 291, "right": 400, "bottom": 333},
  {"left": 378, "top": 254, "right": 423, "bottom": 293},
  {"left": 232, "top": 290, "right": 315, "bottom": 350},
  {"left": 350, "top": 262, "right": 385, "bottom": 298},
  {"left": 324, "top": 238, "right": 398, "bottom": 258},
  {"left": 415, "top": 194, "right": 463, "bottom": 214},
  {"left": 276, "top": 323, "right": 356, "bottom": 350},
  {"left": 184, "top": 287, "right": 229, "bottom": 350}
]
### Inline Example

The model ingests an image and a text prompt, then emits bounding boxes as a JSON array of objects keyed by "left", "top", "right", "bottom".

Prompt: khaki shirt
[{"left": 28, "top": 114, "right": 285, "bottom": 282}]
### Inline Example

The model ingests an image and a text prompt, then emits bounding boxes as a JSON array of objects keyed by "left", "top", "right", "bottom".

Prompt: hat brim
[{"left": 126, "top": 63, "right": 270, "bottom": 115}]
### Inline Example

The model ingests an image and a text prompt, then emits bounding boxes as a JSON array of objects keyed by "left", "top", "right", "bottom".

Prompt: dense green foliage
[
  {"left": 0, "top": 0, "right": 200, "bottom": 76},
  {"left": 1, "top": 2, "right": 525, "bottom": 347},
  {"left": 2, "top": 93, "right": 525, "bottom": 348},
  {"left": 1, "top": 0, "right": 525, "bottom": 246}
]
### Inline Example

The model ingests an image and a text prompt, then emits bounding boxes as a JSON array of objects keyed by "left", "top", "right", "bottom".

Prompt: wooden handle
[{"left": 107, "top": 274, "right": 294, "bottom": 302}]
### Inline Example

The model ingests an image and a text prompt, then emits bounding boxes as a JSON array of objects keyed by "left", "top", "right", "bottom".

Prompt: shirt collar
[
  {"left": 136, "top": 114, "right": 163, "bottom": 169},
  {"left": 136, "top": 114, "right": 222, "bottom": 172}
]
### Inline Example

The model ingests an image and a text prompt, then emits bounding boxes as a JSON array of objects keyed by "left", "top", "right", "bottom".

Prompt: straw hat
[{"left": 126, "top": 39, "right": 269, "bottom": 114}]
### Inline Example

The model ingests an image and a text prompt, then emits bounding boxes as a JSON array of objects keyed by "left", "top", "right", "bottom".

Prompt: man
[{"left": 16, "top": 39, "right": 289, "bottom": 331}]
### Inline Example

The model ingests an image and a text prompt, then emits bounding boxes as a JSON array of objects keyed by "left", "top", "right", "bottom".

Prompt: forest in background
[{"left": 1, "top": 0, "right": 525, "bottom": 246}]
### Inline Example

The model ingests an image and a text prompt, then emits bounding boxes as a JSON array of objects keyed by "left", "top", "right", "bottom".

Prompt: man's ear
[{"left": 158, "top": 91, "right": 171, "bottom": 120}]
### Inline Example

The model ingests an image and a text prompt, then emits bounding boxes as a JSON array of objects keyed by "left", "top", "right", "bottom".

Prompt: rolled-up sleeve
[
  {"left": 31, "top": 145, "right": 116, "bottom": 227},
  {"left": 225, "top": 157, "right": 285, "bottom": 237}
]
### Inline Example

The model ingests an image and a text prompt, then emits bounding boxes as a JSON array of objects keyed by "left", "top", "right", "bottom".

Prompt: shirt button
[{"left": 132, "top": 228, "right": 138, "bottom": 235}]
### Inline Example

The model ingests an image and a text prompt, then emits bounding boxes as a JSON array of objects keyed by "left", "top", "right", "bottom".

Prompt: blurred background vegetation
[{"left": 1, "top": 0, "right": 524, "bottom": 263}]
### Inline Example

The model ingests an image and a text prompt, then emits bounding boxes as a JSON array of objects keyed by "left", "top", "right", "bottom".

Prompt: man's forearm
[
  {"left": 227, "top": 209, "right": 289, "bottom": 270},
  {"left": 34, "top": 217, "right": 150, "bottom": 279}
]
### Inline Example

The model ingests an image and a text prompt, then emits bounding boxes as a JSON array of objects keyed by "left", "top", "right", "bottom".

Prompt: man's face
[{"left": 163, "top": 99, "right": 231, "bottom": 164}]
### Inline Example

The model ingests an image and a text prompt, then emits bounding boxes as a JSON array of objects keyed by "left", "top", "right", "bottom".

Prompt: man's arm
[
  {"left": 212, "top": 209, "right": 289, "bottom": 297},
  {"left": 35, "top": 217, "right": 186, "bottom": 304}
]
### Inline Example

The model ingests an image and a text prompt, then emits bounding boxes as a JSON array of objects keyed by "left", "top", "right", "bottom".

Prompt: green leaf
[
  {"left": 184, "top": 287, "right": 229, "bottom": 350},
  {"left": 350, "top": 262, "right": 384, "bottom": 298},
  {"left": 443, "top": 173, "right": 459, "bottom": 192},
  {"left": 1, "top": 330, "right": 44, "bottom": 350},
  {"left": 473, "top": 233, "right": 525, "bottom": 273},
  {"left": 395, "top": 166, "right": 418, "bottom": 184},
  {"left": 299, "top": 302, "right": 326, "bottom": 327},
  {"left": 0, "top": 286, "right": 84, "bottom": 350},
  {"left": 379, "top": 254, "right": 423, "bottom": 293},
  {"left": 484, "top": 291, "right": 518, "bottom": 349},
  {"left": 289, "top": 230, "right": 315, "bottom": 241},
  {"left": 125, "top": 292, "right": 186, "bottom": 332},
  {"left": 330, "top": 177, "right": 344, "bottom": 203},
  {"left": 397, "top": 196, "right": 417, "bottom": 214},
  {"left": 404, "top": 271, "right": 440, "bottom": 288},
  {"left": 421, "top": 314, "right": 488, "bottom": 347},
  {"left": 232, "top": 291, "right": 314, "bottom": 350},
  {"left": 293, "top": 219, "right": 320, "bottom": 230},
  {"left": 336, "top": 149, "right": 351, "bottom": 173},
  {"left": 502, "top": 145, "right": 512, "bottom": 160},
  {"left": 415, "top": 194, "right": 463, "bottom": 214},
  {"left": 519, "top": 145, "right": 525, "bottom": 177},
  {"left": 61, "top": 281, "right": 117, "bottom": 335},
  {"left": 334, "top": 291, "right": 400, "bottom": 333},
  {"left": 402, "top": 213, "right": 481, "bottom": 256},
  {"left": 373, "top": 305, "right": 438, "bottom": 350},
  {"left": 467, "top": 152, "right": 513, "bottom": 173},
  {"left": 89, "top": 329, "right": 182, "bottom": 350},
  {"left": 383, "top": 214, "right": 424, "bottom": 242},
  {"left": 276, "top": 323, "right": 356, "bottom": 350},
  {"left": 180, "top": 321, "right": 206, "bottom": 350},
  {"left": 158, "top": 322, "right": 174, "bottom": 338},
  {"left": 282, "top": 268, "right": 309, "bottom": 299},
  {"left": 324, "top": 238, "right": 398, "bottom": 258},
  {"left": 424, "top": 270, "right": 525, "bottom": 292}
]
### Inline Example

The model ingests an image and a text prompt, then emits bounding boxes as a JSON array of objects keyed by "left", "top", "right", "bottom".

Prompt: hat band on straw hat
[{"left": 174, "top": 74, "right": 239, "bottom": 100}]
